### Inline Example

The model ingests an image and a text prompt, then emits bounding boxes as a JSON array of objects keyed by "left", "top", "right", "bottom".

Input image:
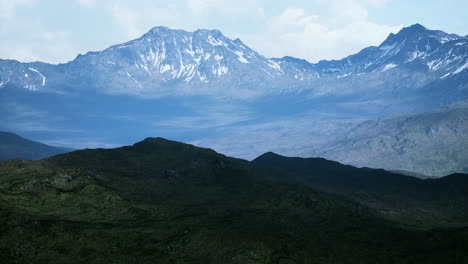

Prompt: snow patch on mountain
[
  {"left": 453, "top": 61, "right": 468, "bottom": 74},
  {"left": 232, "top": 50, "right": 249, "bottom": 63},
  {"left": 208, "top": 35, "right": 225, "bottom": 46},
  {"left": 28, "top": 68, "right": 46, "bottom": 86},
  {"left": 127, "top": 72, "right": 142, "bottom": 88},
  {"left": 382, "top": 64, "right": 398, "bottom": 72},
  {"left": 24, "top": 84, "right": 37, "bottom": 91}
]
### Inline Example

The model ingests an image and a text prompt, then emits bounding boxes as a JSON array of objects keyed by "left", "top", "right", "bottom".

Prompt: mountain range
[
  {"left": 1, "top": 24, "right": 467, "bottom": 102},
  {"left": 0, "top": 24, "right": 466, "bottom": 98},
  {"left": 0, "top": 138, "right": 467, "bottom": 263},
  {"left": 0, "top": 23, "right": 467, "bottom": 176}
]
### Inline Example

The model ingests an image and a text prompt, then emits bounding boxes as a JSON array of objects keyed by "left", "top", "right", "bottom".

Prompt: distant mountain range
[
  {"left": 0, "top": 23, "right": 467, "bottom": 176},
  {"left": 0, "top": 131, "right": 71, "bottom": 161},
  {"left": 0, "top": 137, "right": 467, "bottom": 263},
  {"left": 1, "top": 24, "right": 467, "bottom": 102}
]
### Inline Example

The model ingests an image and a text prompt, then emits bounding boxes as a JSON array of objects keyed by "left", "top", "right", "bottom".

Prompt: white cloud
[
  {"left": 187, "top": 0, "right": 263, "bottom": 17},
  {"left": 0, "top": 28, "right": 79, "bottom": 63},
  {"left": 1, "top": 0, "right": 402, "bottom": 64},
  {"left": 187, "top": 0, "right": 217, "bottom": 16},
  {"left": 78, "top": 0, "right": 96, "bottom": 8},
  {"left": 241, "top": 0, "right": 402, "bottom": 62},
  {"left": 42, "top": 31, "right": 69, "bottom": 41},
  {"left": 112, "top": 4, "right": 141, "bottom": 38},
  {"left": 0, "top": 0, "right": 35, "bottom": 29},
  {"left": 42, "top": 138, "right": 121, "bottom": 149},
  {"left": 0, "top": 0, "right": 34, "bottom": 17},
  {"left": 111, "top": 1, "right": 198, "bottom": 39},
  {"left": 0, "top": 0, "right": 82, "bottom": 63},
  {"left": 327, "top": 0, "right": 369, "bottom": 25},
  {"left": 365, "top": 0, "right": 389, "bottom": 7}
]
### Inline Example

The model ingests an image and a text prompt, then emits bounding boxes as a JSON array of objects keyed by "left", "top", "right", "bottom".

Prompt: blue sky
[{"left": 1, "top": 0, "right": 467, "bottom": 64}]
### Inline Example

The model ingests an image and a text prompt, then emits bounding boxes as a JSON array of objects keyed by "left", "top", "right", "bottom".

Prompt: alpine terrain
[{"left": 1, "top": 23, "right": 467, "bottom": 176}]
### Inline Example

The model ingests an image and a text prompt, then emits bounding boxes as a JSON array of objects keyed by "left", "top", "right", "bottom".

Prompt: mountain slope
[
  {"left": 0, "top": 131, "right": 71, "bottom": 161},
  {"left": 0, "top": 138, "right": 467, "bottom": 263},
  {"left": 251, "top": 152, "right": 468, "bottom": 227},
  {"left": 0, "top": 26, "right": 286, "bottom": 98},
  {"left": 314, "top": 24, "right": 464, "bottom": 75},
  {"left": 299, "top": 100, "right": 468, "bottom": 176}
]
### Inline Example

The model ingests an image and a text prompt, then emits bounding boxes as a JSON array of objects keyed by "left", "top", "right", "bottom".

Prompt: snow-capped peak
[
  {"left": 1, "top": 24, "right": 466, "bottom": 96},
  {"left": 69, "top": 26, "right": 286, "bottom": 86}
]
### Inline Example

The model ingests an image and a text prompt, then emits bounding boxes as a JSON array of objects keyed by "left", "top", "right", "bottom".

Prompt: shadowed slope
[
  {"left": 0, "top": 138, "right": 467, "bottom": 263},
  {"left": 251, "top": 152, "right": 468, "bottom": 227}
]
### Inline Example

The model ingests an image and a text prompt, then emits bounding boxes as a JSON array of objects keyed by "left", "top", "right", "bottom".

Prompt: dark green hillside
[
  {"left": 251, "top": 152, "right": 468, "bottom": 227},
  {"left": 0, "top": 138, "right": 467, "bottom": 263}
]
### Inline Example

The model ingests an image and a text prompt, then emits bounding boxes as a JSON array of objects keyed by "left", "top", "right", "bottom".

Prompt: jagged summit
[
  {"left": 312, "top": 23, "right": 466, "bottom": 76},
  {"left": 148, "top": 25, "right": 172, "bottom": 32},
  {"left": 64, "top": 24, "right": 286, "bottom": 94},
  {"left": 381, "top": 23, "right": 459, "bottom": 45},
  {"left": 144, "top": 26, "right": 226, "bottom": 39},
  {"left": 405, "top": 23, "right": 427, "bottom": 31}
]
